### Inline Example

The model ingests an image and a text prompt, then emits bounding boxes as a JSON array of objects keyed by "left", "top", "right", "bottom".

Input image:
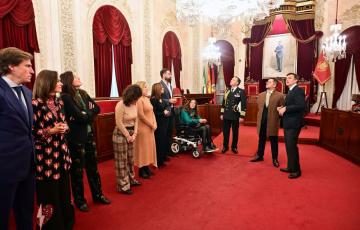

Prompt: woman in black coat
[
  {"left": 150, "top": 83, "right": 169, "bottom": 167},
  {"left": 60, "top": 71, "right": 110, "bottom": 212}
]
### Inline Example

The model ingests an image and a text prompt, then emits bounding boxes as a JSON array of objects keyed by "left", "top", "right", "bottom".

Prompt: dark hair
[
  {"left": 151, "top": 83, "right": 163, "bottom": 100},
  {"left": 60, "top": 71, "right": 76, "bottom": 97},
  {"left": 286, "top": 72, "right": 299, "bottom": 80},
  {"left": 184, "top": 99, "right": 198, "bottom": 117},
  {"left": 33, "top": 70, "right": 58, "bottom": 100},
  {"left": 235, "top": 76, "right": 241, "bottom": 85},
  {"left": 160, "top": 68, "right": 170, "bottom": 78},
  {"left": 268, "top": 77, "right": 278, "bottom": 85},
  {"left": 0, "top": 47, "right": 33, "bottom": 75},
  {"left": 122, "top": 84, "right": 142, "bottom": 106}
]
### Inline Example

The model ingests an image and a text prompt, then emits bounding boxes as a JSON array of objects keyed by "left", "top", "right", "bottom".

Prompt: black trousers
[
  {"left": 284, "top": 128, "right": 301, "bottom": 172},
  {"left": 155, "top": 117, "right": 168, "bottom": 165},
  {"left": 222, "top": 119, "right": 239, "bottom": 149},
  {"left": 68, "top": 133, "right": 103, "bottom": 206},
  {"left": 191, "top": 124, "right": 212, "bottom": 147},
  {"left": 0, "top": 172, "right": 34, "bottom": 230},
  {"left": 257, "top": 107, "right": 278, "bottom": 159}
]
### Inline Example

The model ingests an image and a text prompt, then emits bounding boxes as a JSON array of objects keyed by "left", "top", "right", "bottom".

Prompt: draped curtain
[
  {"left": 283, "top": 16, "right": 322, "bottom": 104},
  {"left": 0, "top": 0, "right": 40, "bottom": 89},
  {"left": 93, "top": 5, "right": 132, "bottom": 97},
  {"left": 333, "top": 25, "right": 360, "bottom": 108},
  {"left": 216, "top": 40, "right": 234, "bottom": 87},
  {"left": 243, "top": 17, "right": 275, "bottom": 91},
  {"left": 162, "top": 31, "right": 182, "bottom": 88}
]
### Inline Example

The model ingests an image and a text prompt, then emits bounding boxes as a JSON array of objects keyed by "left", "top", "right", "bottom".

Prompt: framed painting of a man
[{"left": 262, "top": 33, "right": 296, "bottom": 78}]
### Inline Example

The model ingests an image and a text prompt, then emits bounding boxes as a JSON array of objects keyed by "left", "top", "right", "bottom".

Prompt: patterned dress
[{"left": 32, "top": 96, "right": 74, "bottom": 230}]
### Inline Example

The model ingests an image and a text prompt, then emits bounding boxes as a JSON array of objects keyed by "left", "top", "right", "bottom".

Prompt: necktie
[{"left": 13, "top": 86, "right": 29, "bottom": 122}]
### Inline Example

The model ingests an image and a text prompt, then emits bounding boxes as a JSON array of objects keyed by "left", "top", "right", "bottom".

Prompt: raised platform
[
  {"left": 304, "top": 113, "right": 321, "bottom": 127},
  {"left": 279, "top": 125, "right": 320, "bottom": 145}
]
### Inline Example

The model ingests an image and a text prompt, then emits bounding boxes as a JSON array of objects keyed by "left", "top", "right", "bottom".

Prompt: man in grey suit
[
  {"left": 0, "top": 47, "right": 35, "bottom": 230},
  {"left": 160, "top": 68, "right": 177, "bottom": 159}
]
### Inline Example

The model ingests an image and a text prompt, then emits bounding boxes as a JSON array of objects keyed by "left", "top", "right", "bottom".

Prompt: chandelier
[
  {"left": 322, "top": 0, "right": 346, "bottom": 62},
  {"left": 202, "top": 36, "right": 221, "bottom": 65},
  {"left": 176, "top": 0, "right": 284, "bottom": 26}
]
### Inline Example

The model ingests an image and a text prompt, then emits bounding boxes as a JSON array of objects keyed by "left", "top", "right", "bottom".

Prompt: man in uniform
[
  {"left": 220, "top": 76, "right": 247, "bottom": 154},
  {"left": 250, "top": 78, "right": 284, "bottom": 167}
]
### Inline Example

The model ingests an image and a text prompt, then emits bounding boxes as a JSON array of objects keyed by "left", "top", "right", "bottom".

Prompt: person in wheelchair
[{"left": 180, "top": 99, "right": 217, "bottom": 152}]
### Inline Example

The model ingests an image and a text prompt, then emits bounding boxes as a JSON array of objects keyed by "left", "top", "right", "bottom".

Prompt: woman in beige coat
[{"left": 134, "top": 81, "right": 157, "bottom": 179}]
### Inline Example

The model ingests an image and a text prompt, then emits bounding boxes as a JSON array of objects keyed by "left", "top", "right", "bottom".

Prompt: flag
[
  {"left": 202, "top": 65, "right": 207, "bottom": 93},
  {"left": 207, "top": 64, "right": 212, "bottom": 93},
  {"left": 313, "top": 51, "right": 331, "bottom": 85},
  {"left": 211, "top": 64, "right": 216, "bottom": 103}
]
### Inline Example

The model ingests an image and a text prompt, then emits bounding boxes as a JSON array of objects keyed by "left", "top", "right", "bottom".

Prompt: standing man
[
  {"left": 250, "top": 78, "right": 284, "bottom": 167},
  {"left": 277, "top": 73, "right": 305, "bottom": 179},
  {"left": 160, "top": 68, "right": 177, "bottom": 158},
  {"left": 220, "top": 76, "right": 247, "bottom": 154},
  {"left": 0, "top": 47, "right": 35, "bottom": 230},
  {"left": 274, "top": 41, "right": 284, "bottom": 72}
]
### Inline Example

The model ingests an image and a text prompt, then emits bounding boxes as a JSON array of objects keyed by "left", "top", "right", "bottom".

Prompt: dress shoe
[
  {"left": 221, "top": 147, "right": 228, "bottom": 154},
  {"left": 250, "top": 155, "right": 264, "bottom": 162},
  {"left": 130, "top": 180, "right": 142, "bottom": 186},
  {"left": 272, "top": 159, "right": 280, "bottom": 168},
  {"left": 280, "top": 168, "right": 291, "bottom": 173},
  {"left": 145, "top": 166, "right": 154, "bottom": 176},
  {"left": 288, "top": 171, "right": 301, "bottom": 179},
  {"left": 231, "top": 148, "right": 238, "bottom": 154},
  {"left": 77, "top": 203, "right": 89, "bottom": 212},
  {"left": 120, "top": 189, "right": 133, "bottom": 195},
  {"left": 139, "top": 168, "right": 150, "bottom": 179},
  {"left": 94, "top": 195, "right": 111, "bottom": 205}
]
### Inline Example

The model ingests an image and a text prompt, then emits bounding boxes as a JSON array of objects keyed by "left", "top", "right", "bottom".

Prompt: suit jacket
[
  {"left": 283, "top": 85, "right": 306, "bottom": 129},
  {"left": 0, "top": 77, "right": 34, "bottom": 184},
  {"left": 256, "top": 90, "right": 285, "bottom": 136},
  {"left": 221, "top": 87, "right": 247, "bottom": 120},
  {"left": 160, "top": 80, "right": 172, "bottom": 112},
  {"left": 61, "top": 90, "right": 100, "bottom": 144}
]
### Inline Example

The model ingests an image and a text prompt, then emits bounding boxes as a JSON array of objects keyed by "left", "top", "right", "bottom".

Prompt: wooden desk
[
  {"left": 244, "top": 96, "right": 258, "bottom": 126},
  {"left": 319, "top": 108, "right": 360, "bottom": 166}
]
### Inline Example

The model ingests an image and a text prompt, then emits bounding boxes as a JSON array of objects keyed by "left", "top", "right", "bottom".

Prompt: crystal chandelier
[
  {"left": 176, "top": 0, "right": 284, "bottom": 26},
  {"left": 202, "top": 36, "right": 221, "bottom": 65},
  {"left": 322, "top": 0, "right": 346, "bottom": 62}
]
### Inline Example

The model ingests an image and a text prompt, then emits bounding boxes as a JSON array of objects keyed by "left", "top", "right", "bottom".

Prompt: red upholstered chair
[
  {"left": 96, "top": 99, "right": 120, "bottom": 114},
  {"left": 244, "top": 79, "right": 259, "bottom": 96},
  {"left": 298, "top": 78, "right": 311, "bottom": 114},
  {"left": 276, "top": 79, "right": 285, "bottom": 93},
  {"left": 172, "top": 87, "right": 183, "bottom": 107}
]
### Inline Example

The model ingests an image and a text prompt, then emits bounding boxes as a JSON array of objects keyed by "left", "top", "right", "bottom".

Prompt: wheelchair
[{"left": 170, "top": 106, "right": 203, "bottom": 158}]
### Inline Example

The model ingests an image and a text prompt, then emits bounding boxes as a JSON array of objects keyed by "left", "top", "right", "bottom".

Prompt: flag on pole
[
  {"left": 313, "top": 51, "right": 331, "bottom": 85},
  {"left": 207, "top": 64, "right": 212, "bottom": 93},
  {"left": 202, "top": 65, "right": 207, "bottom": 93},
  {"left": 211, "top": 64, "right": 216, "bottom": 103}
]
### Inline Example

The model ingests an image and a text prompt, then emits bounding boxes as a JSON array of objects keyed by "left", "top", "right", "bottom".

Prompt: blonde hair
[{"left": 135, "top": 81, "right": 147, "bottom": 95}]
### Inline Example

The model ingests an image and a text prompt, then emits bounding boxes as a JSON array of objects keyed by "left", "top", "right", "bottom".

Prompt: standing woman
[
  {"left": 32, "top": 70, "right": 74, "bottom": 230},
  {"left": 134, "top": 81, "right": 157, "bottom": 179},
  {"left": 150, "top": 83, "right": 170, "bottom": 167},
  {"left": 60, "top": 71, "right": 110, "bottom": 212},
  {"left": 113, "top": 84, "right": 142, "bottom": 194}
]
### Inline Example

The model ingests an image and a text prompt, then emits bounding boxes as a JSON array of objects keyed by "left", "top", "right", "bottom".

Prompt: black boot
[
  {"left": 145, "top": 166, "right": 153, "bottom": 176},
  {"left": 139, "top": 167, "right": 150, "bottom": 179}
]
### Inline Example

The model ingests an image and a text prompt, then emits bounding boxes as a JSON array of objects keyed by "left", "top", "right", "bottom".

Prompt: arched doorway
[
  {"left": 92, "top": 5, "right": 132, "bottom": 97},
  {"left": 216, "top": 40, "right": 235, "bottom": 87}
]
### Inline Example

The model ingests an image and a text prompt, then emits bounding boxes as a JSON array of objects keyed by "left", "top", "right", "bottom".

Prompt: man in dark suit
[
  {"left": 0, "top": 47, "right": 35, "bottom": 230},
  {"left": 277, "top": 73, "right": 305, "bottom": 179},
  {"left": 220, "top": 76, "right": 246, "bottom": 154},
  {"left": 160, "top": 68, "right": 177, "bottom": 159},
  {"left": 250, "top": 78, "right": 285, "bottom": 167}
]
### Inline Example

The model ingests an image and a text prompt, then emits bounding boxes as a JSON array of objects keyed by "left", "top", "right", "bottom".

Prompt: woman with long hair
[
  {"left": 113, "top": 84, "right": 142, "bottom": 194},
  {"left": 180, "top": 99, "right": 217, "bottom": 152},
  {"left": 32, "top": 70, "right": 74, "bottom": 229},
  {"left": 150, "top": 83, "right": 170, "bottom": 167},
  {"left": 134, "top": 81, "right": 157, "bottom": 179},
  {"left": 60, "top": 71, "right": 110, "bottom": 212}
]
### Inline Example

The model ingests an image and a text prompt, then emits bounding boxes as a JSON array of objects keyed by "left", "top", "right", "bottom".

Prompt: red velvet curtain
[
  {"left": 243, "top": 18, "right": 274, "bottom": 91},
  {"left": 0, "top": 0, "right": 40, "bottom": 89},
  {"left": 216, "top": 40, "right": 234, "bottom": 87},
  {"left": 284, "top": 18, "right": 321, "bottom": 104},
  {"left": 332, "top": 25, "right": 360, "bottom": 107},
  {"left": 93, "top": 5, "right": 132, "bottom": 97},
  {"left": 162, "top": 31, "right": 182, "bottom": 88}
]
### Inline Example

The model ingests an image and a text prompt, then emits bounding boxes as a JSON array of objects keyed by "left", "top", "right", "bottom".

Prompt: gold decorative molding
[
  {"left": 270, "top": 0, "right": 315, "bottom": 16},
  {"left": 59, "top": 0, "right": 76, "bottom": 72},
  {"left": 341, "top": 4, "right": 360, "bottom": 30},
  {"left": 315, "top": 0, "right": 326, "bottom": 30},
  {"left": 160, "top": 11, "right": 179, "bottom": 33},
  {"left": 144, "top": 0, "right": 151, "bottom": 83},
  {"left": 32, "top": 0, "right": 45, "bottom": 71}
]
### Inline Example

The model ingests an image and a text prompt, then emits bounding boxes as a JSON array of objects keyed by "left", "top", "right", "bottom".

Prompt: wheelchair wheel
[
  {"left": 192, "top": 150, "right": 200, "bottom": 158},
  {"left": 171, "top": 141, "right": 180, "bottom": 154}
]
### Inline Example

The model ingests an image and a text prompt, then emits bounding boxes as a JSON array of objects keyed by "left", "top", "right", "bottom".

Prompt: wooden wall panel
[
  {"left": 94, "top": 113, "right": 115, "bottom": 162},
  {"left": 244, "top": 96, "right": 258, "bottom": 126}
]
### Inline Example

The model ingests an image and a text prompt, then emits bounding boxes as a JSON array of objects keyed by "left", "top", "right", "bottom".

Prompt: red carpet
[{"left": 72, "top": 125, "right": 360, "bottom": 230}]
